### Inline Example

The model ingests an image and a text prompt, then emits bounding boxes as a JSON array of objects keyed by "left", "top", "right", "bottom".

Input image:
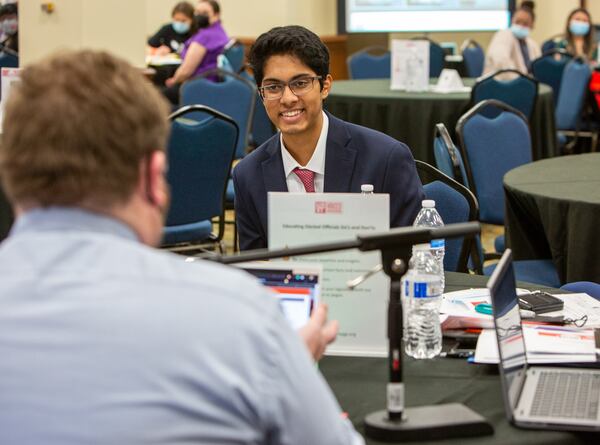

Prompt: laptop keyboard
[{"left": 530, "top": 371, "right": 600, "bottom": 420}]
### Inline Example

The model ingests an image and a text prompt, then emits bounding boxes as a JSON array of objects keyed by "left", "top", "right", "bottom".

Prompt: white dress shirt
[{"left": 280, "top": 111, "right": 329, "bottom": 193}]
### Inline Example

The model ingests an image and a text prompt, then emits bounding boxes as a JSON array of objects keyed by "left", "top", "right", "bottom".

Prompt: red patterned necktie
[{"left": 292, "top": 167, "right": 315, "bottom": 193}]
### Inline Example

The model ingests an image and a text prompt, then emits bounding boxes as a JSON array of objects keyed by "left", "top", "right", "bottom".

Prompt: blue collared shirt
[{"left": 0, "top": 207, "right": 362, "bottom": 445}]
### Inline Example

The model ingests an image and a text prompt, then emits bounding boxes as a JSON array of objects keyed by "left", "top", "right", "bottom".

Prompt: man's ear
[
  {"left": 144, "top": 150, "right": 168, "bottom": 209},
  {"left": 321, "top": 74, "right": 333, "bottom": 100}
]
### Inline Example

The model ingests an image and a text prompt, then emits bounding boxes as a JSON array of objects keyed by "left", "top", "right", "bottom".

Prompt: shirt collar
[
  {"left": 10, "top": 207, "right": 139, "bottom": 242},
  {"left": 280, "top": 111, "right": 329, "bottom": 178}
]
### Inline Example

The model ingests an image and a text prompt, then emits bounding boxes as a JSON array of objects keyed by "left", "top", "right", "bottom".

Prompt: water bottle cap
[
  {"left": 422, "top": 199, "right": 435, "bottom": 208},
  {"left": 361, "top": 184, "right": 374, "bottom": 193}
]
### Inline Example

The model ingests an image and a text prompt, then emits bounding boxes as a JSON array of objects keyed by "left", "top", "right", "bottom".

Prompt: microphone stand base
[{"left": 364, "top": 403, "right": 493, "bottom": 442}]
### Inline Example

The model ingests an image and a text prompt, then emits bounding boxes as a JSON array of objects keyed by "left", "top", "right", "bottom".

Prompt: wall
[{"left": 20, "top": 0, "right": 146, "bottom": 67}]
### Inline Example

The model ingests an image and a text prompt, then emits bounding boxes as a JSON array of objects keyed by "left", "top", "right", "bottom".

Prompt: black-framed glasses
[{"left": 258, "top": 76, "right": 322, "bottom": 100}]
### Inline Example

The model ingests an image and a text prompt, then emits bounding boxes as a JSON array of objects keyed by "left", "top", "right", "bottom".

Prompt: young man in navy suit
[{"left": 233, "top": 25, "right": 424, "bottom": 251}]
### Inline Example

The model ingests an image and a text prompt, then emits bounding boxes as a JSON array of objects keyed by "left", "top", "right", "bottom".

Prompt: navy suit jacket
[{"left": 232, "top": 113, "right": 425, "bottom": 251}]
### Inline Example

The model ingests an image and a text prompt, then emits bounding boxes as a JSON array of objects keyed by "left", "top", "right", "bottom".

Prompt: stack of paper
[{"left": 474, "top": 326, "right": 597, "bottom": 364}]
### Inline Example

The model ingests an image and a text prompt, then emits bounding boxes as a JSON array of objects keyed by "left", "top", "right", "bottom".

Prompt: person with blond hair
[{"left": 0, "top": 49, "right": 363, "bottom": 445}]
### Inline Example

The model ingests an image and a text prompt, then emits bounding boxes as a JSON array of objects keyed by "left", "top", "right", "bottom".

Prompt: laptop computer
[
  {"left": 487, "top": 249, "right": 600, "bottom": 431},
  {"left": 235, "top": 262, "right": 321, "bottom": 330}
]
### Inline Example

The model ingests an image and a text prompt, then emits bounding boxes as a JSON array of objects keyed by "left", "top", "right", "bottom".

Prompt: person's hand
[
  {"left": 298, "top": 303, "right": 339, "bottom": 361},
  {"left": 156, "top": 45, "right": 171, "bottom": 56},
  {"left": 165, "top": 77, "right": 176, "bottom": 88}
]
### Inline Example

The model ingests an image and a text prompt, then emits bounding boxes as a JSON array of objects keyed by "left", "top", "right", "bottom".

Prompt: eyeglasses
[{"left": 259, "top": 76, "right": 322, "bottom": 100}]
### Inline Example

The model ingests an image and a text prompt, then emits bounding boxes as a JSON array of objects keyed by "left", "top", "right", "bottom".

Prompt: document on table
[
  {"left": 474, "top": 326, "right": 597, "bottom": 364},
  {"left": 269, "top": 192, "right": 390, "bottom": 357}
]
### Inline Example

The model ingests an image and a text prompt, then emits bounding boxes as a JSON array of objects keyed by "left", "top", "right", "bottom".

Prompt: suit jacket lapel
[
  {"left": 323, "top": 113, "right": 357, "bottom": 192},
  {"left": 261, "top": 135, "right": 288, "bottom": 193}
]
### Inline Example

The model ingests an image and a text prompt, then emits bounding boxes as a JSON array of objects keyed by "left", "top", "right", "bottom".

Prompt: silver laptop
[{"left": 488, "top": 249, "right": 600, "bottom": 431}]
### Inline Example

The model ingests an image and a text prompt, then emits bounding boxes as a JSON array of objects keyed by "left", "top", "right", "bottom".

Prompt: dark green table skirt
[
  {"left": 325, "top": 79, "right": 556, "bottom": 166},
  {"left": 504, "top": 153, "right": 600, "bottom": 284},
  {"left": 320, "top": 272, "right": 593, "bottom": 444}
]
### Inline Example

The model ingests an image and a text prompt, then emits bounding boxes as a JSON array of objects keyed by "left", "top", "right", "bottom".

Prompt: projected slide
[{"left": 345, "top": 0, "right": 511, "bottom": 33}]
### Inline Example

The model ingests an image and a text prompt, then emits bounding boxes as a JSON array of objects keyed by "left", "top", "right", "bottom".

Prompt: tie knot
[{"left": 293, "top": 167, "right": 315, "bottom": 193}]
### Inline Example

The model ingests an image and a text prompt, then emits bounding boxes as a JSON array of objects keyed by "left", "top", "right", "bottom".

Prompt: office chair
[
  {"left": 180, "top": 68, "right": 256, "bottom": 159},
  {"left": 531, "top": 49, "right": 572, "bottom": 106},
  {"left": 222, "top": 39, "right": 245, "bottom": 73},
  {"left": 432, "top": 123, "right": 469, "bottom": 188},
  {"left": 347, "top": 46, "right": 391, "bottom": 79},
  {"left": 416, "top": 160, "right": 481, "bottom": 274},
  {"left": 471, "top": 69, "right": 538, "bottom": 120},
  {"left": 461, "top": 39, "right": 484, "bottom": 78},
  {"left": 561, "top": 282, "right": 600, "bottom": 301},
  {"left": 162, "top": 105, "right": 239, "bottom": 253},
  {"left": 555, "top": 58, "right": 596, "bottom": 153}
]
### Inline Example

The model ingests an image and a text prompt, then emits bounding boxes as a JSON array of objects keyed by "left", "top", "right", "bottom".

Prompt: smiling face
[{"left": 261, "top": 54, "right": 332, "bottom": 140}]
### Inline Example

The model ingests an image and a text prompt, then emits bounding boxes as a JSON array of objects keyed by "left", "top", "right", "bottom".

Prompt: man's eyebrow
[{"left": 262, "top": 73, "right": 314, "bottom": 83}]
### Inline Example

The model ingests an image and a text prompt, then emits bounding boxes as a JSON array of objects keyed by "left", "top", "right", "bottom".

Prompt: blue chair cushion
[
  {"left": 226, "top": 179, "right": 235, "bottom": 203},
  {"left": 560, "top": 282, "right": 600, "bottom": 301},
  {"left": 484, "top": 259, "right": 560, "bottom": 288},
  {"left": 494, "top": 235, "right": 505, "bottom": 253},
  {"left": 162, "top": 220, "right": 213, "bottom": 245}
]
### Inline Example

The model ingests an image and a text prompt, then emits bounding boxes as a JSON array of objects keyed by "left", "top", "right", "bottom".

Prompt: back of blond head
[{"left": 0, "top": 49, "right": 171, "bottom": 208}]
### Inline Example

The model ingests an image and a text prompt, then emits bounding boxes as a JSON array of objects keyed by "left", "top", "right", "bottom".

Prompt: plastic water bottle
[
  {"left": 413, "top": 199, "right": 445, "bottom": 292},
  {"left": 361, "top": 184, "right": 374, "bottom": 195},
  {"left": 402, "top": 246, "right": 443, "bottom": 359}
]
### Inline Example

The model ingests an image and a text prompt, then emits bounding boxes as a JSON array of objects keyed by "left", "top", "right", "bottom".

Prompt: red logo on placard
[{"left": 314, "top": 201, "right": 342, "bottom": 214}]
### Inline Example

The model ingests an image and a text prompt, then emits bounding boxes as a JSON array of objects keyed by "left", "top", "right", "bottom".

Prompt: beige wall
[
  {"left": 21, "top": 0, "right": 146, "bottom": 67},
  {"left": 20, "top": 0, "right": 593, "bottom": 67},
  {"left": 143, "top": 0, "right": 337, "bottom": 38}
]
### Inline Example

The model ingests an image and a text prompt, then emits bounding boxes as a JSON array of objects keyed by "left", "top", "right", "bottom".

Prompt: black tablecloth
[
  {"left": 320, "top": 272, "right": 595, "bottom": 444},
  {"left": 325, "top": 79, "right": 556, "bottom": 166},
  {"left": 504, "top": 153, "right": 600, "bottom": 284}
]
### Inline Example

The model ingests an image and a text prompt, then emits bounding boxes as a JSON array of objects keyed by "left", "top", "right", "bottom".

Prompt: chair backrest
[
  {"left": 432, "top": 123, "right": 469, "bottom": 188},
  {"left": 222, "top": 39, "right": 245, "bottom": 73},
  {"left": 240, "top": 68, "right": 276, "bottom": 147},
  {"left": 555, "top": 58, "right": 592, "bottom": 131},
  {"left": 180, "top": 69, "right": 256, "bottom": 159},
  {"left": 461, "top": 39, "right": 484, "bottom": 78},
  {"left": 415, "top": 160, "right": 480, "bottom": 273},
  {"left": 347, "top": 46, "right": 391, "bottom": 79},
  {"left": 165, "top": 105, "right": 239, "bottom": 236},
  {"left": 456, "top": 100, "right": 532, "bottom": 225},
  {"left": 531, "top": 49, "right": 572, "bottom": 106},
  {"left": 471, "top": 69, "right": 538, "bottom": 119},
  {"left": 560, "top": 281, "right": 600, "bottom": 300},
  {"left": 217, "top": 54, "right": 235, "bottom": 73},
  {"left": 412, "top": 37, "right": 445, "bottom": 77},
  {"left": 0, "top": 52, "right": 18, "bottom": 68}
]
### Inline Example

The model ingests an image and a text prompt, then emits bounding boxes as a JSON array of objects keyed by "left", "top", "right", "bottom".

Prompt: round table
[
  {"left": 325, "top": 79, "right": 556, "bottom": 166},
  {"left": 504, "top": 153, "right": 600, "bottom": 284}
]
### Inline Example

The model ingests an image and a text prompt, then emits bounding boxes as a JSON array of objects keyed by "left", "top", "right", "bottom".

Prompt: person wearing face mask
[
  {"left": 557, "top": 8, "right": 598, "bottom": 63},
  {"left": 0, "top": 3, "right": 18, "bottom": 54},
  {"left": 147, "top": 2, "right": 196, "bottom": 57},
  {"left": 484, "top": 1, "right": 541, "bottom": 76},
  {"left": 162, "top": 0, "right": 229, "bottom": 104}
]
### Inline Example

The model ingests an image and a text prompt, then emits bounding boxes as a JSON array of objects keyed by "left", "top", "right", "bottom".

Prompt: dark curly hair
[{"left": 248, "top": 26, "right": 329, "bottom": 89}]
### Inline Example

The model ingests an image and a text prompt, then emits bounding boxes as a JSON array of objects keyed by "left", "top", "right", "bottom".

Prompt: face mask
[
  {"left": 2, "top": 18, "right": 17, "bottom": 36},
  {"left": 510, "top": 24, "right": 530, "bottom": 40},
  {"left": 171, "top": 21, "right": 190, "bottom": 35},
  {"left": 569, "top": 20, "right": 590, "bottom": 36},
  {"left": 195, "top": 14, "right": 209, "bottom": 29}
]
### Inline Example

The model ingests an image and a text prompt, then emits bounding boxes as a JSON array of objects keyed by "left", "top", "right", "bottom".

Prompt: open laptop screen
[
  {"left": 235, "top": 263, "right": 321, "bottom": 330},
  {"left": 487, "top": 250, "right": 528, "bottom": 413}
]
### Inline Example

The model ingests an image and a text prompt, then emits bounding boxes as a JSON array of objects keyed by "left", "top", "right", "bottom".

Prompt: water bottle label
[
  {"left": 414, "top": 282, "right": 428, "bottom": 298},
  {"left": 431, "top": 239, "right": 445, "bottom": 249},
  {"left": 387, "top": 383, "right": 404, "bottom": 413}
]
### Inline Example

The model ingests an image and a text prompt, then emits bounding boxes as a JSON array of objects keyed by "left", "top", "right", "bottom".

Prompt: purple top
[{"left": 181, "top": 20, "right": 229, "bottom": 78}]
